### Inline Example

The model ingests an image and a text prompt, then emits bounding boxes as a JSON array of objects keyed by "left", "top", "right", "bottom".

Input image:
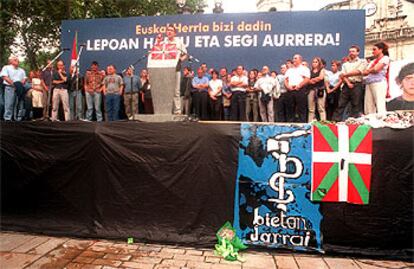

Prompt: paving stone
[
  {"left": 153, "top": 265, "right": 181, "bottom": 269},
  {"left": 209, "top": 263, "right": 242, "bottom": 269},
  {"left": 13, "top": 236, "right": 50, "bottom": 253},
  {"left": 173, "top": 254, "right": 205, "bottom": 262},
  {"left": 238, "top": 253, "right": 275, "bottom": 269},
  {"left": 355, "top": 259, "right": 408, "bottom": 269},
  {"left": 0, "top": 233, "right": 35, "bottom": 251},
  {"left": 202, "top": 250, "right": 216, "bottom": 257},
  {"left": 25, "top": 256, "right": 71, "bottom": 269},
  {"left": 186, "top": 261, "right": 213, "bottom": 269},
  {"left": 274, "top": 254, "right": 299, "bottom": 269},
  {"left": 112, "top": 243, "right": 139, "bottom": 251},
  {"left": 159, "top": 248, "right": 185, "bottom": 255},
  {"left": 103, "top": 253, "right": 132, "bottom": 261},
  {"left": 323, "top": 257, "right": 360, "bottom": 269},
  {"left": 204, "top": 256, "right": 221, "bottom": 263},
  {"left": 138, "top": 246, "right": 162, "bottom": 252},
  {"left": 185, "top": 250, "right": 203, "bottom": 256},
  {"left": 160, "top": 258, "right": 187, "bottom": 267},
  {"left": 92, "top": 258, "right": 122, "bottom": 267},
  {"left": 130, "top": 256, "right": 162, "bottom": 264},
  {"left": 89, "top": 245, "right": 119, "bottom": 254},
  {"left": 120, "top": 261, "right": 155, "bottom": 269},
  {"left": 81, "top": 264, "right": 103, "bottom": 269},
  {"left": 0, "top": 252, "right": 41, "bottom": 268},
  {"left": 79, "top": 250, "right": 106, "bottom": 259},
  {"left": 65, "top": 262, "right": 85, "bottom": 269},
  {"left": 294, "top": 255, "right": 329, "bottom": 269},
  {"left": 93, "top": 242, "right": 114, "bottom": 248},
  {"left": 47, "top": 247, "right": 83, "bottom": 260},
  {"left": 74, "top": 256, "right": 96, "bottom": 264},
  {"left": 219, "top": 259, "right": 243, "bottom": 265},
  {"left": 146, "top": 251, "right": 173, "bottom": 259},
  {"left": 63, "top": 239, "right": 95, "bottom": 250},
  {"left": 29, "top": 238, "right": 68, "bottom": 255}
]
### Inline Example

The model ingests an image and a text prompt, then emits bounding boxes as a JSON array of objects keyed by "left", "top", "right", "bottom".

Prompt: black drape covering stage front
[{"left": 1, "top": 122, "right": 413, "bottom": 260}]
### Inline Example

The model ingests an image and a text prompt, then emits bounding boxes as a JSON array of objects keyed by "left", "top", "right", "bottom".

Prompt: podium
[{"left": 136, "top": 42, "right": 185, "bottom": 122}]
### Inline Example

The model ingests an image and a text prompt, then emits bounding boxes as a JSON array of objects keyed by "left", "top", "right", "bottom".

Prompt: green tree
[{"left": 1, "top": 0, "right": 205, "bottom": 69}]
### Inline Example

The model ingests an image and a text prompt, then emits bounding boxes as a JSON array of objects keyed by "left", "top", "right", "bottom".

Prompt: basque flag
[{"left": 311, "top": 123, "right": 372, "bottom": 204}]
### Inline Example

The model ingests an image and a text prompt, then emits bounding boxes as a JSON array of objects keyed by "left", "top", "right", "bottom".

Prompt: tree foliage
[{"left": 0, "top": 0, "right": 206, "bottom": 69}]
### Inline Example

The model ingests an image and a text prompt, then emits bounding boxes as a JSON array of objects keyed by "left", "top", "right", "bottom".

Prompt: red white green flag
[
  {"left": 70, "top": 31, "right": 78, "bottom": 76},
  {"left": 311, "top": 123, "right": 372, "bottom": 204}
]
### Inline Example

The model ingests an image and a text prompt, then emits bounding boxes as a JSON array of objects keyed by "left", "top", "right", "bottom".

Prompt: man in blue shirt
[
  {"left": 0, "top": 56, "right": 27, "bottom": 121},
  {"left": 191, "top": 67, "right": 209, "bottom": 120}
]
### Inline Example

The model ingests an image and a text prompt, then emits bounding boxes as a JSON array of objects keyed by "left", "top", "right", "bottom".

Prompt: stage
[{"left": 0, "top": 121, "right": 413, "bottom": 260}]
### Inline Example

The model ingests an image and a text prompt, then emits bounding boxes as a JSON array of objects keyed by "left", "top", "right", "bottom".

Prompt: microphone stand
[
  {"left": 41, "top": 49, "right": 66, "bottom": 121},
  {"left": 122, "top": 50, "right": 151, "bottom": 121}
]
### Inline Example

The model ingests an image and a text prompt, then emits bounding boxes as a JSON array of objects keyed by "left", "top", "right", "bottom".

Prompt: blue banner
[
  {"left": 233, "top": 123, "right": 323, "bottom": 252},
  {"left": 61, "top": 10, "right": 365, "bottom": 73}
]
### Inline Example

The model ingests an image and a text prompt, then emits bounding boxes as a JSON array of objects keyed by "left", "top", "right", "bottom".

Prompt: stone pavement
[{"left": 0, "top": 232, "right": 412, "bottom": 269}]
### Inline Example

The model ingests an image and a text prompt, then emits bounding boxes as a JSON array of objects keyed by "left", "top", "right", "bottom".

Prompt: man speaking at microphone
[{"left": 166, "top": 25, "right": 188, "bottom": 115}]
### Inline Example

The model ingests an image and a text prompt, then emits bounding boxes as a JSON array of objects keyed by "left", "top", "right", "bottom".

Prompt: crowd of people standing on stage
[{"left": 1, "top": 41, "right": 413, "bottom": 123}]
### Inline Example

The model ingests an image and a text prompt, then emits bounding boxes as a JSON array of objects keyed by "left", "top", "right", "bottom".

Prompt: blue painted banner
[
  {"left": 61, "top": 10, "right": 365, "bottom": 73},
  {"left": 233, "top": 123, "right": 323, "bottom": 252}
]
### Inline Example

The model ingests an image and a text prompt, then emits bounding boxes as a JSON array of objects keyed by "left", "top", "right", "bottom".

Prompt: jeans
[
  {"left": 3, "top": 86, "right": 16, "bottom": 121},
  {"left": 105, "top": 94, "right": 121, "bottom": 121},
  {"left": 333, "top": 82, "right": 363, "bottom": 121},
  {"left": 85, "top": 92, "right": 102, "bottom": 121},
  {"left": 69, "top": 90, "right": 84, "bottom": 120},
  {"left": 231, "top": 91, "right": 246, "bottom": 121}
]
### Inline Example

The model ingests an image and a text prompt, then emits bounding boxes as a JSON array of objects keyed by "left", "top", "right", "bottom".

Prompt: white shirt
[
  {"left": 255, "top": 75, "right": 276, "bottom": 95},
  {"left": 285, "top": 65, "right": 310, "bottom": 87},
  {"left": 0, "top": 65, "right": 27, "bottom": 85},
  {"left": 209, "top": 79, "right": 223, "bottom": 96},
  {"left": 230, "top": 75, "right": 248, "bottom": 92}
]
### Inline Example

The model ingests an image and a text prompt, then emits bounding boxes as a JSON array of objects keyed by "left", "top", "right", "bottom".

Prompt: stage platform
[{"left": 0, "top": 121, "right": 413, "bottom": 260}]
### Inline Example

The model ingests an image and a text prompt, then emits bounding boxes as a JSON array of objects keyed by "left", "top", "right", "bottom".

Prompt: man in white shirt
[
  {"left": 333, "top": 45, "right": 367, "bottom": 121},
  {"left": 255, "top": 66, "right": 278, "bottom": 122},
  {"left": 0, "top": 55, "right": 27, "bottom": 121},
  {"left": 230, "top": 65, "right": 248, "bottom": 121},
  {"left": 284, "top": 54, "right": 310, "bottom": 122},
  {"left": 166, "top": 25, "right": 188, "bottom": 115}
]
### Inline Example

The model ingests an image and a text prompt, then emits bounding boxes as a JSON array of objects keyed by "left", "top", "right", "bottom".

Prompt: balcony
[{"left": 365, "top": 27, "right": 414, "bottom": 42}]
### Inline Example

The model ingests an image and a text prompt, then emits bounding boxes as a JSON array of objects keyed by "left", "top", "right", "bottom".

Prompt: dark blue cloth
[{"left": 13, "top": 81, "right": 27, "bottom": 100}]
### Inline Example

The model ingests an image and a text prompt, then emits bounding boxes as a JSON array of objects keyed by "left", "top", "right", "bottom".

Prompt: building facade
[
  {"left": 320, "top": 0, "right": 414, "bottom": 60},
  {"left": 257, "top": 0, "right": 414, "bottom": 60}
]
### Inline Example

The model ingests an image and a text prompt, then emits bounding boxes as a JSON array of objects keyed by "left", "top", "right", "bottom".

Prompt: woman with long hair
[
  {"left": 30, "top": 70, "right": 48, "bottom": 119},
  {"left": 139, "top": 69, "right": 153, "bottom": 114},
  {"left": 245, "top": 69, "right": 259, "bottom": 122},
  {"left": 307, "top": 57, "right": 326, "bottom": 122},
  {"left": 363, "top": 41, "right": 390, "bottom": 115},
  {"left": 208, "top": 69, "right": 223, "bottom": 120}
]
